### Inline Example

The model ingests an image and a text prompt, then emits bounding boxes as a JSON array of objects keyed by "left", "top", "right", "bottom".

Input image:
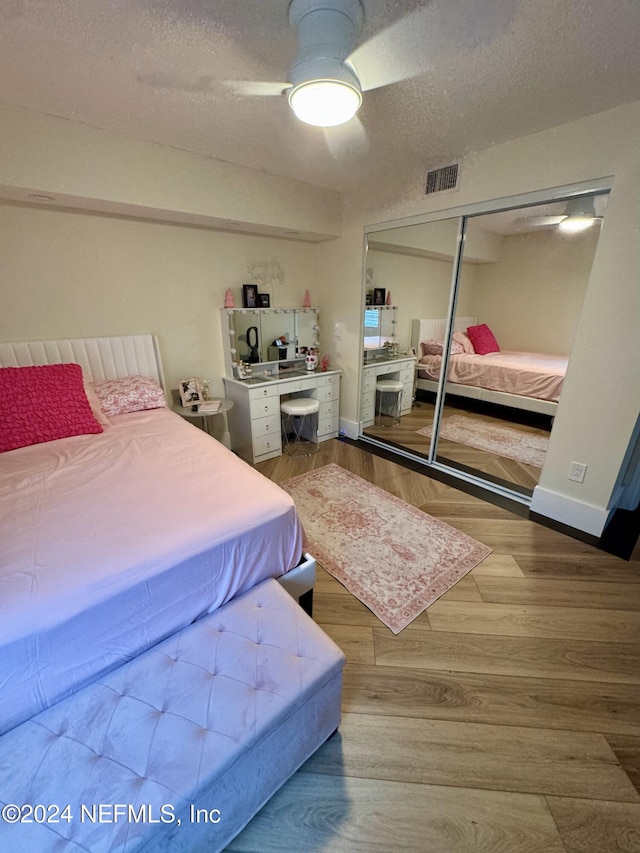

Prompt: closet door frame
[{"left": 359, "top": 176, "right": 613, "bottom": 505}]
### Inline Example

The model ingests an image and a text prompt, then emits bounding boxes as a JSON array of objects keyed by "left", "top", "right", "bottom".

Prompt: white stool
[
  {"left": 375, "top": 379, "right": 403, "bottom": 426},
  {"left": 281, "top": 397, "right": 320, "bottom": 455}
]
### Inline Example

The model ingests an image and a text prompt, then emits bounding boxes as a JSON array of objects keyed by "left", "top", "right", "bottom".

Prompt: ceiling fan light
[
  {"left": 558, "top": 215, "right": 596, "bottom": 233},
  {"left": 557, "top": 196, "right": 598, "bottom": 232},
  {"left": 289, "top": 78, "right": 362, "bottom": 127}
]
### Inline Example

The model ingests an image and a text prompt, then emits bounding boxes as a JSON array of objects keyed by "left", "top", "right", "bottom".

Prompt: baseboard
[
  {"left": 339, "top": 418, "right": 359, "bottom": 440},
  {"left": 345, "top": 436, "right": 640, "bottom": 560},
  {"left": 529, "top": 485, "right": 612, "bottom": 537}
]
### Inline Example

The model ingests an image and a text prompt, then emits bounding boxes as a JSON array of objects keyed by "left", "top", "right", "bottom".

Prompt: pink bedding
[
  {"left": 418, "top": 350, "right": 568, "bottom": 402},
  {"left": 0, "top": 407, "right": 304, "bottom": 735}
]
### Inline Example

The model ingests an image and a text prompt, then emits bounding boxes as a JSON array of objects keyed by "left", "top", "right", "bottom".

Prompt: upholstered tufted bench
[{"left": 0, "top": 578, "right": 345, "bottom": 852}]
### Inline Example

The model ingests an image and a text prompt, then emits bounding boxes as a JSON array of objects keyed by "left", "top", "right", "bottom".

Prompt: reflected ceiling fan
[
  {"left": 140, "top": 0, "right": 518, "bottom": 128},
  {"left": 514, "top": 197, "right": 604, "bottom": 233}
]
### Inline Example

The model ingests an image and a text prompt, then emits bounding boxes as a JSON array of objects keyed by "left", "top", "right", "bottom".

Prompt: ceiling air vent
[{"left": 425, "top": 163, "right": 459, "bottom": 195}]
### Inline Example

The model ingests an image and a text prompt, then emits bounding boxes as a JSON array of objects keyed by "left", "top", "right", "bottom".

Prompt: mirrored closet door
[{"left": 360, "top": 186, "right": 610, "bottom": 501}]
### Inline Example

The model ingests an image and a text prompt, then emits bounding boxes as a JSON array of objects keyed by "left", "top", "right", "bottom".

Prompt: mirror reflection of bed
[{"left": 362, "top": 191, "right": 609, "bottom": 496}]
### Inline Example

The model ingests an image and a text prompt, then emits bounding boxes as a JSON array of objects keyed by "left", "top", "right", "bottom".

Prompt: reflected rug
[
  {"left": 281, "top": 463, "right": 492, "bottom": 634},
  {"left": 416, "top": 415, "right": 549, "bottom": 468}
]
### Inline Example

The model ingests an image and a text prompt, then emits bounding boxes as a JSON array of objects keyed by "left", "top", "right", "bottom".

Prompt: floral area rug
[
  {"left": 281, "top": 463, "right": 492, "bottom": 634},
  {"left": 416, "top": 415, "right": 549, "bottom": 468}
]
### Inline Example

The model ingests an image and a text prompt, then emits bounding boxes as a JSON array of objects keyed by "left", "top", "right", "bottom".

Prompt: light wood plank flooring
[
  {"left": 364, "top": 396, "right": 551, "bottom": 492},
  {"left": 227, "top": 440, "right": 640, "bottom": 853}
]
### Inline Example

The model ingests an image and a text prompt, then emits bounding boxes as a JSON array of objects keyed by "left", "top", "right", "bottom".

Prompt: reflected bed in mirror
[{"left": 360, "top": 186, "right": 610, "bottom": 498}]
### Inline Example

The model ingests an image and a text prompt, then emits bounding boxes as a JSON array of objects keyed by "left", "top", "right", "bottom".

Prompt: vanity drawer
[
  {"left": 253, "top": 433, "right": 282, "bottom": 458},
  {"left": 401, "top": 387, "right": 413, "bottom": 411},
  {"left": 317, "top": 373, "right": 339, "bottom": 388},
  {"left": 316, "top": 383, "right": 338, "bottom": 403},
  {"left": 361, "top": 390, "right": 375, "bottom": 408},
  {"left": 250, "top": 396, "right": 280, "bottom": 419},
  {"left": 279, "top": 376, "right": 316, "bottom": 394},
  {"left": 318, "top": 414, "right": 339, "bottom": 437},
  {"left": 399, "top": 367, "right": 414, "bottom": 384},
  {"left": 318, "top": 401, "right": 338, "bottom": 421},
  {"left": 249, "top": 384, "right": 279, "bottom": 401},
  {"left": 362, "top": 373, "right": 377, "bottom": 393},
  {"left": 251, "top": 413, "right": 281, "bottom": 439}
]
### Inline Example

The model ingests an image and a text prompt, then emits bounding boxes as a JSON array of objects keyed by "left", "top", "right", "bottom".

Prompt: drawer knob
[{"left": 265, "top": 423, "right": 270, "bottom": 431}]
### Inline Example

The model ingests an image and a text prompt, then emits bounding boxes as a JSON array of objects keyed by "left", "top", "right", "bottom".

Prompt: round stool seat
[
  {"left": 280, "top": 397, "right": 320, "bottom": 416},
  {"left": 375, "top": 379, "right": 403, "bottom": 393}
]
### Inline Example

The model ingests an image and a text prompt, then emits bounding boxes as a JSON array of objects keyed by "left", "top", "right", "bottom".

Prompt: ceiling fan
[
  {"left": 514, "top": 196, "right": 604, "bottom": 233},
  {"left": 139, "top": 0, "right": 518, "bottom": 128}
]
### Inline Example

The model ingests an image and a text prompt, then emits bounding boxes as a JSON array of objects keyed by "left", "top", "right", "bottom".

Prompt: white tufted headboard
[
  {"left": 411, "top": 316, "right": 477, "bottom": 351},
  {"left": 0, "top": 335, "right": 166, "bottom": 391}
]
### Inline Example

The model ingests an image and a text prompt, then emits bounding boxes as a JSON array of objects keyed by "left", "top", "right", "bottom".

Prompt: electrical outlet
[
  {"left": 334, "top": 322, "right": 342, "bottom": 338},
  {"left": 568, "top": 462, "right": 587, "bottom": 483}
]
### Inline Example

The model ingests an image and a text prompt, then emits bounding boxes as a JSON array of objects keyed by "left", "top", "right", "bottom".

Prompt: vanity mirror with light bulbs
[
  {"left": 220, "top": 306, "right": 341, "bottom": 463},
  {"left": 220, "top": 307, "right": 320, "bottom": 380}
]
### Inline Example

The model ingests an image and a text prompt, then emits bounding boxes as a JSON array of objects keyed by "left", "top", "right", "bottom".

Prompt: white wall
[
  {"left": 0, "top": 203, "right": 318, "bottom": 400},
  {"left": 367, "top": 249, "right": 477, "bottom": 350},
  {"left": 468, "top": 228, "right": 600, "bottom": 356},
  {"left": 0, "top": 103, "right": 342, "bottom": 242},
  {"left": 334, "top": 100, "right": 640, "bottom": 535}
]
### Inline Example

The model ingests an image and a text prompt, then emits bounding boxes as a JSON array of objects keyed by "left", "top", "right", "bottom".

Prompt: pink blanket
[
  {"left": 0, "top": 408, "right": 303, "bottom": 734},
  {"left": 418, "top": 350, "right": 567, "bottom": 402}
]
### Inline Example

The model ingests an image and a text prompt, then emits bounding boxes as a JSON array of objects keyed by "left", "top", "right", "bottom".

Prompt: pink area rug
[
  {"left": 281, "top": 463, "right": 492, "bottom": 634},
  {"left": 417, "top": 415, "right": 549, "bottom": 468}
]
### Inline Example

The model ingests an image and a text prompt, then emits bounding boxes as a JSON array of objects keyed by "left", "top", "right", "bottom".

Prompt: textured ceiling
[{"left": 1, "top": 0, "right": 639, "bottom": 194}]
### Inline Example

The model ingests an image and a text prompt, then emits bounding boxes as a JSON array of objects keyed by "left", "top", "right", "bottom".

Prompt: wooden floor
[
  {"left": 228, "top": 440, "right": 640, "bottom": 853},
  {"left": 364, "top": 396, "right": 550, "bottom": 492}
]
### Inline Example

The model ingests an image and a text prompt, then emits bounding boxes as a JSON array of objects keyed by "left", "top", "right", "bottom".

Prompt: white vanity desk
[
  {"left": 360, "top": 356, "right": 415, "bottom": 429},
  {"left": 223, "top": 369, "right": 341, "bottom": 464}
]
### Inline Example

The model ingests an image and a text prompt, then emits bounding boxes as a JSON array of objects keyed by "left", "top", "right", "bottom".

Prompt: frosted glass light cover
[{"left": 289, "top": 80, "right": 361, "bottom": 127}]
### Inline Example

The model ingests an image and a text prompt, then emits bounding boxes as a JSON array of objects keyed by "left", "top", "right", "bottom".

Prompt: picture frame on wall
[
  {"left": 179, "top": 377, "right": 204, "bottom": 408},
  {"left": 242, "top": 284, "right": 259, "bottom": 308},
  {"left": 373, "top": 287, "right": 386, "bottom": 306},
  {"left": 258, "top": 293, "right": 271, "bottom": 308}
]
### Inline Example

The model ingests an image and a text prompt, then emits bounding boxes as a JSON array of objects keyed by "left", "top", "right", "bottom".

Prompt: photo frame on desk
[
  {"left": 373, "top": 287, "right": 386, "bottom": 306},
  {"left": 242, "top": 284, "right": 259, "bottom": 308},
  {"left": 179, "top": 377, "right": 204, "bottom": 408}
]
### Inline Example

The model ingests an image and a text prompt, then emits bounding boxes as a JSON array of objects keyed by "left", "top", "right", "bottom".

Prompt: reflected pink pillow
[
  {"left": 0, "top": 363, "right": 103, "bottom": 452},
  {"left": 466, "top": 324, "right": 500, "bottom": 355},
  {"left": 92, "top": 375, "right": 166, "bottom": 416}
]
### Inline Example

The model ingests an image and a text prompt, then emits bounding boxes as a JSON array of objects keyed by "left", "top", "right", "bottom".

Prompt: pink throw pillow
[
  {"left": 466, "top": 324, "right": 500, "bottom": 355},
  {"left": 0, "top": 363, "right": 103, "bottom": 452},
  {"left": 92, "top": 375, "right": 166, "bottom": 416}
]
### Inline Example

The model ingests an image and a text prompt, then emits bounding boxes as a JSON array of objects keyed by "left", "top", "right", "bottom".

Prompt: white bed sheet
[{"left": 0, "top": 408, "right": 304, "bottom": 735}]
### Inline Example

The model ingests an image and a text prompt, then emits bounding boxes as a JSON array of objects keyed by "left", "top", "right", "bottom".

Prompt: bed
[
  {"left": 0, "top": 335, "right": 312, "bottom": 737},
  {"left": 0, "top": 334, "right": 345, "bottom": 852},
  {"left": 411, "top": 317, "right": 568, "bottom": 417}
]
